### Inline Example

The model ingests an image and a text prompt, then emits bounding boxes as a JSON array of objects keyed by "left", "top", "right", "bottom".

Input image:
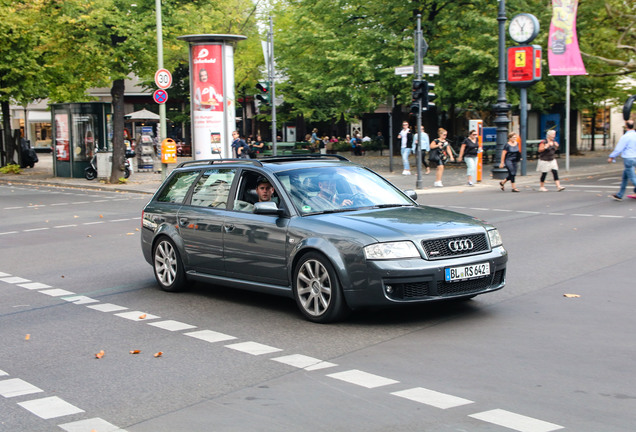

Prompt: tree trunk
[
  {"left": 1, "top": 100, "right": 14, "bottom": 165},
  {"left": 110, "top": 79, "right": 125, "bottom": 183}
]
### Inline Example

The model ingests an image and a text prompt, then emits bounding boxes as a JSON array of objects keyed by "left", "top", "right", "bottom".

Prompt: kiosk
[{"left": 51, "top": 103, "right": 110, "bottom": 178}]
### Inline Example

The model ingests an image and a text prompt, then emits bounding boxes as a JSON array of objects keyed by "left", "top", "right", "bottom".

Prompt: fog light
[{"left": 385, "top": 285, "right": 393, "bottom": 294}]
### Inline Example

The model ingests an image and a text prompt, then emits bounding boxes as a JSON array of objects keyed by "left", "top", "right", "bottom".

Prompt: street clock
[{"left": 509, "top": 13, "right": 540, "bottom": 44}]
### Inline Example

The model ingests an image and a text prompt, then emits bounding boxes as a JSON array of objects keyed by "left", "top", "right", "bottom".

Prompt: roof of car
[{"left": 175, "top": 155, "right": 355, "bottom": 174}]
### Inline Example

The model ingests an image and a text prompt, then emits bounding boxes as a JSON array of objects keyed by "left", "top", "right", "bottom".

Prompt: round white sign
[{"left": 154, "top": 69, "right": 172, "bottom": 89}]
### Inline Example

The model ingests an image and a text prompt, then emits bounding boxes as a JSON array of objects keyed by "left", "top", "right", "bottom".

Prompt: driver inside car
[{"left": 305, "top": 174, "right": 354, "bottom": 210}]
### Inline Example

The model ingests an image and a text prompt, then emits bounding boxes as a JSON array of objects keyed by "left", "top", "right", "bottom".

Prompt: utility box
[{"left": 96, "top": 152, "right": 112, "bottom": 178}]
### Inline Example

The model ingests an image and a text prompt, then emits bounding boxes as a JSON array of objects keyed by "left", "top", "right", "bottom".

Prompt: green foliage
[{"left": 0, "top": 164, "right": 22, "bottom": 174}]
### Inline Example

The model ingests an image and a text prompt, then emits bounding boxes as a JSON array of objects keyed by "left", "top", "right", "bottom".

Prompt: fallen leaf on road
[
  {"left": 139, "top": 313, "right": 147, "bottom": 319},
  {"left": 25, "top": 334, "right": 30, "bottom": 341},
  {"left": 154, "top": 352, "right": 163, "bottom": 358},
  {"left": 99, "top": 215, "right": 103, "bottom": 218},
  {"left": 95, "top": 350, "right": 105, "bottom": 359},
  {"left": 126, "top": 233, "right": 135, "bottom": 236},
  {"left": 563, "top": 294, "right": 580, "bottom": 298},
  {"left": 129, "top": 350, "right": 141, "bottom": 354}
]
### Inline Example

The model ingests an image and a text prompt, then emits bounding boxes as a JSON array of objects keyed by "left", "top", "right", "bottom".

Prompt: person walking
[
  {"left": 608, "top": 120, "right": 636, "bottom": 201},
  {"left": 397, "top": 121, "right": 414, "bottom": 175},
  {"left": 536, "top": 129, "right": 565, "bottom": 192},
  {"left": 499, "top": 132, "right": 521, "bottom": 192},
  {"left": 429, "top": 128, "right": 454, "bottom": 187},
  {"left": 231, "top": 131, "right": 249, "bottom": 159},
  {"left": 413, "top": 125, "right": 430, "bottom": 174},
  {"left": 458, "top": 130, "right": 480, "bottom": 186}
]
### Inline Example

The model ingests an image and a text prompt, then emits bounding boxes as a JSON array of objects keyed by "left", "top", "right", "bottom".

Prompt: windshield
[{"left": 275, "top": 165, "right": 415, "bottom": 215}]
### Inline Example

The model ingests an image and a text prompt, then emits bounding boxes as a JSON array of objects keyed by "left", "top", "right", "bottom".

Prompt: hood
[{"left": 313, "top": 205, "right": 488, "bottom": 243}]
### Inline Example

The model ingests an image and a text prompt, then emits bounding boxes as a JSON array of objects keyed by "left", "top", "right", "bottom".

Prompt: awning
[
  {"left": 26, "top": 111, "right": 52, "bottom": 123},
  {"left": 124, "top": 109, "right": 160, "bottom": 121}
]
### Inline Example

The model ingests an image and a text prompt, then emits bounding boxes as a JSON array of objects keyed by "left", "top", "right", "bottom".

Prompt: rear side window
[
  {"left": 156, "top": 171, "right": 200, "bottom": 204},
  {"left": 190, "top": 168, "right": 236, "bottom": 208}
]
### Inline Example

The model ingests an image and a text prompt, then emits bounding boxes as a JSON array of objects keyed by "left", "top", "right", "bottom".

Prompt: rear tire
[
  {"left": 85, "top": 167, "right": 97, "bottom": 180},
  {"left": 124, "top": 167, "right": 131, "bottom": 179},
  {"left": 293, "top": 252, "right": 349, "bottom": 323},
  {"left": 152, "top": 237, "right": 186, "bottom": 292}
]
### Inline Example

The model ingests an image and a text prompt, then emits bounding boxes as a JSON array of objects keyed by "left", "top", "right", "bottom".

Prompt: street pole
[
  {"left": 492, "top": 0, "right": 510, "bottom": 180},
  {"left": 520, "top": 87, "right": 527, "bottom": 175},
  {"left": 156, "top": 0, "right": 167, "bottom": 179},
  {"left": 415, "top": 14, "right": 423, "bottom": 189},
  {"left": 269, "top": 17, "right": 277, "bottom": 156}
]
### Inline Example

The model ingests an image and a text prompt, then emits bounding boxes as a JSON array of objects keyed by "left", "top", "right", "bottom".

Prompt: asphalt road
[{"left": 1, "top": 175, "right": 635, "bottom": 432}]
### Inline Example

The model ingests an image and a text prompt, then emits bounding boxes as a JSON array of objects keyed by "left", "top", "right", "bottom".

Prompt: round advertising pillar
[{"left": 178, "top": 34, "right": 246, "bottom": 160}]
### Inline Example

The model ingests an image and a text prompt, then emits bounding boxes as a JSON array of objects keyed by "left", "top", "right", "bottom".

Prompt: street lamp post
[{"left": 492, "top": 0, "right": 510, "bottom": 180}]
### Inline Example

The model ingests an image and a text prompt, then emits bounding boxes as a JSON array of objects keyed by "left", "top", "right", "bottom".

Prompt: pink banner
[{"left": 548, "top": 0, "right": 586, "bottom": 76}]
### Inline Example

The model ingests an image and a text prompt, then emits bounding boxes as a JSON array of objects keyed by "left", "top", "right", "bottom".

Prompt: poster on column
[{"left": 192, "top": 44, "right": 224, "bottom": 158}]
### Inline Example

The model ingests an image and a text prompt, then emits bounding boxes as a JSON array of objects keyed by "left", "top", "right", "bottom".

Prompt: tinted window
[
  {"left": 156, "top": 171, "right": 200, "bottom": 204},
  {"left": 190, "top": 168, "right": 236, "bottom": 208}
]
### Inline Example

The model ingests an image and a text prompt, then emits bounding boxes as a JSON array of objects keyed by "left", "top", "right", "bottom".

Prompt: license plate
[{"left": 445, "top": 262, "right": 490, "bottom": 282}]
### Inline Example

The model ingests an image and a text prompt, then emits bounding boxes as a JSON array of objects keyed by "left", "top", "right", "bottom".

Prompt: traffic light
[
  {"left": 410, "top": 80, "right": 425, "bottom": 114},
  {"left": 423, "top": 81, "right": 436, "bottom": 110},
  {"left": 256, "top": 81, "right": 270, "bottom": 105}
]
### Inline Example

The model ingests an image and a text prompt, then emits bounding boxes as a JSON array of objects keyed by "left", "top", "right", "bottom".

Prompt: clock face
[{"left": 509, "top": 13, "right": 539, "bottom": 44}]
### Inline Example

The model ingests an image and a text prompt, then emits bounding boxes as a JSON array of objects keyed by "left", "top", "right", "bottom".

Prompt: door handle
[
  {"left": 224, "top": 224, "right": 235, "bottom": 232},
  {"left": 178, "top": 217, "right": 189, "bottom": 226}
]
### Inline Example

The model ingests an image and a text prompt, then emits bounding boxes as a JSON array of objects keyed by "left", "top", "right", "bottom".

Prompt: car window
[
  {"left": 275, "top": 166, "right": 413, "bottom": 214},
  {"left": 155, "top": 171, "right": 200, "bottom": 204},
  {"left": 190, "top": 168, "right": 236, "bottom": 208}
]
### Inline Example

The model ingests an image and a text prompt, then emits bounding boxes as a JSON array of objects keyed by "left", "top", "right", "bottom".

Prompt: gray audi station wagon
[{"left": 141, "top": 155, "right": 507, "bottom": 323}]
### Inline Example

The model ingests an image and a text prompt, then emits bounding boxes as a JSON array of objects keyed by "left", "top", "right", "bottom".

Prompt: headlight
[
  {"left": 364, "top": 241, "right": 420, "bottom": 260},
  {"left": 488, "top": 229, "right": 503, "bottom": 248}
]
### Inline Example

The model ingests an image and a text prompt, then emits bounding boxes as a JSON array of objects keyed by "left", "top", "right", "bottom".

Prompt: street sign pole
[
  {"left": 155, "top": 0, "right": 168, "bottom": 179},
  {"left": 415, "top": 14, "right": 424, "bottom": 189},
  {"left": 269, "top": 16, "right": 277, "bottom": 156}
]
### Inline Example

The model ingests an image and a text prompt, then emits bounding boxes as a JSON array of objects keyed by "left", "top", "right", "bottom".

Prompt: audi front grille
[{"left": 421, "top": 233, "right": 489, "bottom": 260}]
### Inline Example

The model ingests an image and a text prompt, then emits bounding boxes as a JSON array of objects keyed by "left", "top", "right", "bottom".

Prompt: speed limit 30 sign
[{"left": 155, "top": 68, "right": 172, "bottom": 89}]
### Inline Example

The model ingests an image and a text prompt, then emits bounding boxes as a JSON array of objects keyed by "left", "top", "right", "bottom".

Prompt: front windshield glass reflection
[{"left": 276, "top": 166, "right": 414, "bottom": 214}]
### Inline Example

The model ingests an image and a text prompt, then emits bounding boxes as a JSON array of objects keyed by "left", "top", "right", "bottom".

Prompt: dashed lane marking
[
  {"left": 225, "top": 341, "right": 283, "bottom": 356},
  {"left": 184, "top": 329, "right": 237, "bottom": 343},
  {"left": 18, "top": 282, "right": 51, "bottom": 290},
  {"left": 327, "top": 369, "right": 399, "bottom": 389},
  {"left": 39, "top": 289, "right": 75, "bottom": 297},
  {"left": 86, "top": 303, "right": 128, "bottom": 313},
  {"left": 469, "top": 409, "right": 564, "bottom": 432},
  {"left": 114, "top": 311, "right": 160, "bottom": 322},
  {"left": 271, "top": 354, "right": 337, "bottom": 371},
  {"left": 147, "top": 320, "right": 197, "bottom": 332},
  {"left": 59, "top": 417, "right": 125, "bottom": 432},
  {"left": 18, "top": 396, "right": 84, "bottom": 420},
  {"left": 392, "top": 387, "right": 474, "bottom": 409},
  {"left": 0, "top": 378, "right": 44, "bottom": 398}
]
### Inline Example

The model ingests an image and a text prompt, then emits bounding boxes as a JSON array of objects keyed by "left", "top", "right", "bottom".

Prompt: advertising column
[{"left": 179, "top": 35, "right": 246, "bottom": 160}]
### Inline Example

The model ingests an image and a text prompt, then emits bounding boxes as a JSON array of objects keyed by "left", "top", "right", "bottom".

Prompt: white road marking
[
  {"left": 23, "top": 227, "right": 49, "bottom": 232},
  {"left": 184, "top": 329, "right": 237, "bottom": 343},
  {"left": 51, "top": 203, "right": 70, "bottom": 206},
  {"left": 82, "top": 221, "right": 105, "bottom": 225},
  {"left": 469, "top": 409, "right": 564, "bottom": 432},
  {"left": 0, "top": 369, "right": 7, "bottom": 376},
  {"left": 0, "top": 276, "right": 31, "bottom": 284},
  {"left": 18, "top": 396, "right": 84, "bottom": 419},
  {"left": 571, "top": 214, "right": 593, "bottom": 217},
  {"left": 327, "top": 369, "right": 399, "bottom": 389},
  {"left": 391, "top": 387, "right": 473, "bottom": 409},
  {"left": 54, "top": 224, "right": 78, "bottom": 228},
  {"left": 39, "top": 289, "right": 75, "bottom": 297},
  {"left": 114, "top": 311, "right": 160, "bottom": 321},
  {"left": 271, "top": 354, "right": 337, "bottom": 370},
  {"left": 599, "top": 214, "right": 623, "bottom": 218},
  {"left": 58, "top": 417, "right": 125, "bottom": 432},
  {"left": 62, "top": 295, "right": 99, "bottom": 305},
  {"left": 0, "top": 378, "right": 43, "bottom": 398},
  {"left": 225, "top": 341, "right": 283, "bottom": 356},
  {"left": 87, "top": 303, "right": 129, "bottom": 313},
  {"left": 147, "top": 320, "right": 197, "bottom": 332},
  {"left": 0, "top": 231, "right": 19, "bottom": 235},
  {"left": 18, "top": 282, "right": 51, "bottom": 290},
  {"left": 0, "top": 272, "right": 10, "bottom": 277}
]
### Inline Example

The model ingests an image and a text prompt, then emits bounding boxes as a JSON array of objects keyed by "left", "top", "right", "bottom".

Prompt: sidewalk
[{"left": 0, "top": 150, "right": 622, "bottom": 195}]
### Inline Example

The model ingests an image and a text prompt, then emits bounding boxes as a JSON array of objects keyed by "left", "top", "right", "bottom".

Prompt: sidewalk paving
[{"left": 0, "top": 150, "right": 623, "bottom": 196}]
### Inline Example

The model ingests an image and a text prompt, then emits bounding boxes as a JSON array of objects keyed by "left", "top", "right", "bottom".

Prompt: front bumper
[{"left": 343, "top": 247, "right": 508, "bottom": 309}]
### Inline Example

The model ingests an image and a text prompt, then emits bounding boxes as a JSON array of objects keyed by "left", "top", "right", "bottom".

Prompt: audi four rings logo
[{"left": 448, "top": 239, "right": 474, "bottom": 252}]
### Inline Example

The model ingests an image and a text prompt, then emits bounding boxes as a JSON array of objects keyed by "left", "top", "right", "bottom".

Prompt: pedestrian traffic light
[
  {"left": 256, "top": 82, "right": 270, "bottom": 105},
  {"left": 422, "top": 81, "right": 436, "bottom": 110}
]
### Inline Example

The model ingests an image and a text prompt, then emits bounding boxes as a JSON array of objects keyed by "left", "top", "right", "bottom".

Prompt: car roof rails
[
  {"left": 261, "top": 154, "right": 350, "bottom": 162},
  {"left": 176, "top": 159, "right": 264, "bottom": 168}
]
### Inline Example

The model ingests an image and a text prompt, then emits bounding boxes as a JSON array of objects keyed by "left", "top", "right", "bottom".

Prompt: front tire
[
  {"left": 293, "top": 252, "right": 349, "bottom": 323},
  {"left": 153, "top": 237, "right": 186, "bottom": 292}
]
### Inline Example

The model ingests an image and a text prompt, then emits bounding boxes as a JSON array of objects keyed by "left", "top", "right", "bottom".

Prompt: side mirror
[
  {"left": 404, "top": 189, "right": 418, "bottom": 201},
  {"left": 254, "top": 201, "right": 285, "bottom": 216}
]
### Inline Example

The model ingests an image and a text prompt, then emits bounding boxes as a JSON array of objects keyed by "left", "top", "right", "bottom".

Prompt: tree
[{"left": 0, "top": 0, "right": 49, "bottom": 166}]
